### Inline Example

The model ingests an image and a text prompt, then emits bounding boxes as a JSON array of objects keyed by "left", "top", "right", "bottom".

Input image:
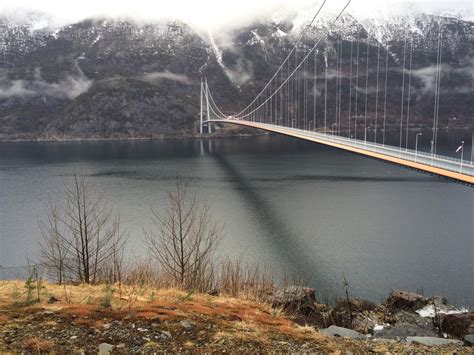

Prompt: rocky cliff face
[{"left": 0, "top": 11, "right": 472, "bottom": 140}]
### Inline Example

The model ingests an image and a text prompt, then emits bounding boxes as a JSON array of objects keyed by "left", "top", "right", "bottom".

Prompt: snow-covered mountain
[{"left": 0, "top": 10, "right": 472, "bottom": 140}]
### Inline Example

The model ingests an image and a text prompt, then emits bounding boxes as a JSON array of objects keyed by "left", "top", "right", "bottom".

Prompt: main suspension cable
[{"left": 235, "top": 0, "right": 327, "bottom": 118}]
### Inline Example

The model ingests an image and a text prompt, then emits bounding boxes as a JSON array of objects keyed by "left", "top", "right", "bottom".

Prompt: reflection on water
[{"left": 0, "top": 129, "right": 473, "bottom": 307}]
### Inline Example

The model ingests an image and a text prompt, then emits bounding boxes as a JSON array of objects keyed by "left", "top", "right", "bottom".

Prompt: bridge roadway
[{"left": 207, "top": 119, "right": 474, "bottom": 185}]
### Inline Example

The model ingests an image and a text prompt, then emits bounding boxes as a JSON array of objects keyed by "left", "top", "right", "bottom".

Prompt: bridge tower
[{"left": 199, "top": 77, "right": 212, "bottom": 134}]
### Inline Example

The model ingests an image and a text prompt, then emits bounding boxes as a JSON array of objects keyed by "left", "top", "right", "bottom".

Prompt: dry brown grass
[
  {"left": 0, "top": 314, "right": 8, "bottom": 324},
  {"left": 0, "top": 280, "right": 316, "bottom": 346},
  {"left": 0, "top": 281, "right": 468, "bottom": 354},
  {"left": 23, "top": 338, "right": 54, "bottom": 352}
]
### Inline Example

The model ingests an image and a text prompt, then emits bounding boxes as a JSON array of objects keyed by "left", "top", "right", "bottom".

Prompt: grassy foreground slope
[{"left": 0, "top": 281, "right": 468, "bottom": 353}]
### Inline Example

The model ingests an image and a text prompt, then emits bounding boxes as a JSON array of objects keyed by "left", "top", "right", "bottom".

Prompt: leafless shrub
[
  {"left": 217, "top": 258, "right": 274, "bottom": 300},
  {"left": 39, "top": 202, "right": 69, "bottom": 285},
  {"left": 39, "top": 172, "right": 126, "bottom": 284},
  {"left": 145, "top": 178, "right": 222, "bottom": 292},
  {"left": 124, "top": 256, "right": 162, "bottom": 287}
]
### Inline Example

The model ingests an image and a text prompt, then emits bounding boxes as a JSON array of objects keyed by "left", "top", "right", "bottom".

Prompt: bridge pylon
[
  {"left": 200, "top": 77, "right": 203, "bottom": 134},
  {"left": 199, "top": 77, "right": 212, "bottom": 135}
]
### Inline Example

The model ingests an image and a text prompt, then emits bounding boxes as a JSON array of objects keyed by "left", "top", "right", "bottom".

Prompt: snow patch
[
  {"left": 31, "top": 19, "right": 49, "bottom": 31},
  {"left": 373, "top": 324, "right": 385, "bottom": 331},
  {"left": 416, "top": 304, "right": 469, "bottom": 318},
  {"left": 248, "top": 30, "right": 266, "bottom": 46},
  {"left": 274, "top": 28, "right": 287, "bottom": 38},
  {"left": 207, "top": 32, "right": 224, "bottom": 68},
  {"left": 92, "top": 34, "right": 101, "bottom": 45}
]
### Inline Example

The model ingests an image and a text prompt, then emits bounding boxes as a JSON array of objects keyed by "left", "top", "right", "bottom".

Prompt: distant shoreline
[
  {"left": 0, "top": 132, "right": 267, "bottom": 144},
  {"left": 0, "top": 125, "right": 471, "bottom": 144}
]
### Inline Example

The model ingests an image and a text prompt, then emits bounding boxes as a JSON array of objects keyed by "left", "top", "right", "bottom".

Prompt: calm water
[{"left": 1, "top": 130, "right": 473, "bottom": 307}]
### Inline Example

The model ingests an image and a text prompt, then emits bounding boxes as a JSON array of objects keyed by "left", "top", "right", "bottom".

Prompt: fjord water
[{"left": 1, "top": 130, "right": 473, "bottom": 307}]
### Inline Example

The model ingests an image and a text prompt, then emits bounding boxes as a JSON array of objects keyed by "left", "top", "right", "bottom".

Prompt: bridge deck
[{"left": 207, "top": 119, "right": 474, "bottom": 185}]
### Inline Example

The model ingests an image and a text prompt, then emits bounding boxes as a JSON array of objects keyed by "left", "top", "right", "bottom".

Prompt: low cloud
[
  {"left": 0, "top": 80, "right": 35, "bottom": 98},
  {"left": 0, "top": 65, "right": 92, "bottom": 99},
  {"left": 223, "top": 63, "right": 253, "bottom": 86},
  {"left": 411, "top": 63, "right": 474, "bottom": 94},
  {"left": 207, "top": 32, "right": 253, "bottom": 86},
  {"left": 2, "top": 0, "right": 471, "bottom": 34},
  {"left": 142, "top": 71, "right": 191, "bottom": 85}
]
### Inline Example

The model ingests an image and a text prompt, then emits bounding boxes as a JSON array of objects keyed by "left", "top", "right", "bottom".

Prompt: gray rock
[
  {"left": 405, "top": 336, "right": 463, "bottom": 346},
  {"left": 384, "top": 290, "right": 429, "bottom": 312},
  {"left": 272, "top": 286, "right": 316, "bottom": 304},
  {"left": 464, "top": 334, "right": 474, "bottom": 346},
  {"left": 160, "top": 330, "right": 172, "bottom": 340},
  {"left": 98, "top": 343, "right": 114, "bottom": 354},
  {"left": 374, "top": 322, "right": 437, "bottom": 339},
  {"left": 180, "top": 320, "right": 195, "bottom": 329},
  {"left": 320, "top": 325, "right": 364, "bottom": 339},
  {"left": 442, "top": 312, "right": 474, "bottom": 338},
  {"left": 269, "top": 286, "right": 317, "bottom": 316}
]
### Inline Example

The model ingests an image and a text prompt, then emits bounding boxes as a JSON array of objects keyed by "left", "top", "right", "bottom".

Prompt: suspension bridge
[{"left": 199, "top": 0, "right": 474, "bottom": 185}]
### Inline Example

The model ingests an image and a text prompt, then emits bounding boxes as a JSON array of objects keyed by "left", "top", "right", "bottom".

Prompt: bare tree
[
  {"left": 145, "top": 178, "right": 222, "bottom": 291},
  {"left": 39, "top": 201, "right": 69, "bottom": 285},
  {"left": 39, "top": 172, "right": 126, "bottom": 284}
]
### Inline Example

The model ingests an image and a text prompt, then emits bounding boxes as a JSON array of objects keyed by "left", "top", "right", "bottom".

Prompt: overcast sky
[{"left": 1, "top": 0, "right": 472, "bottom": 31}]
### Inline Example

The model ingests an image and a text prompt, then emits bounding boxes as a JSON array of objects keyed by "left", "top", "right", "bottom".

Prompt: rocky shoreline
[{"left": 270, "top": 286, "right": 473, "bottom": 347}]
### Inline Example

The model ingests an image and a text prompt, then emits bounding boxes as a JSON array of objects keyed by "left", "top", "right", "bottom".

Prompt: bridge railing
[
  {"left": 222, "top": 119, "right": 473, "bottom": 176},
  {"left": 286, "top": 125, "right": 474, "bottom": 176}
]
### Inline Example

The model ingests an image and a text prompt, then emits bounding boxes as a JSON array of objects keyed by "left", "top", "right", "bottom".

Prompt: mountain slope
[{"left": 0, "top": 12, "right": 472, "bottom": 140}]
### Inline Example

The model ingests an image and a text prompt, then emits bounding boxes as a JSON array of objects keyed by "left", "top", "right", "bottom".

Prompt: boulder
[
  {"left": 267, "top": 286, "right": 333, "bottom": 327},
  {"left": 464, "top": 334, "right": 474, "bottom": 346},
  {"left": 374, "top": 322, "right": 437, "bottom": 339},
  {"left": 320, "top": 325, "right": 364, "bottom": 339},
  {"left": 334, "top": 298, "right": 379, "bottom": 313},
  {"left": 384, "top": 290, "right": 429, "bottom": 312},
  {"left": 442, "top": 312, "right": 474, "bottom": 339},
  {"left": 405, "top": 336, "right": 463, "bottom": 346},
  {"left": 269, "top": 286, "right": 317, "bottom": 315},
  {"left": 331, "top": 298, "right": 386, "bottom": 334},
  {"left": 393, "top": 310, "right": 437, "bottom": 329}
]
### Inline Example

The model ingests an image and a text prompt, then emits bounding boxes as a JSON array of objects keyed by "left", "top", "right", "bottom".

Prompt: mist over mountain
[{"left": 0, "top": 9, "right": 472, "bottom": 140}]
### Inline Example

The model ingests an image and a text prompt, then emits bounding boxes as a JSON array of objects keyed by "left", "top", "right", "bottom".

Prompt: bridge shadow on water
[{"left": 212, "top": 152, "right": 335, "bottom": 297}]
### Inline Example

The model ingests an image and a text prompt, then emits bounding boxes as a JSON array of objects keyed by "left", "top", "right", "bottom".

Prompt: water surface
[{"left": 1, "top": 130, "right": 473, "bottom": 306}]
